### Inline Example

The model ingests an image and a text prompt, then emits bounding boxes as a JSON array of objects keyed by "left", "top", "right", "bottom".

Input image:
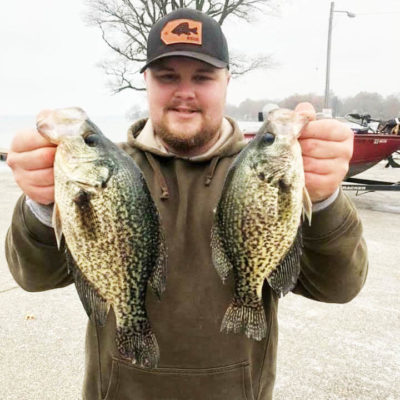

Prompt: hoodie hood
[{"left": 126, "top": 116, "right": 247, "bottom": 162}]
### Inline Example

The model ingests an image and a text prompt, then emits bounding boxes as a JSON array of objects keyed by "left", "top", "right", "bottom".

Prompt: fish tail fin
[
  {"left": 211, "top": 224, "right": 233, "bottom": 283},
  {"left": 149, "top": 229, "right": 168, "bottom": 299},
  {"left": 116, "top": 323, "right": 160, "bottom": 369},
  {"left": 267, "top": 227, "right": 302, "bottom": 297},
  {"left": 221, "top": 299, "right": 267, "bottom": 341}
]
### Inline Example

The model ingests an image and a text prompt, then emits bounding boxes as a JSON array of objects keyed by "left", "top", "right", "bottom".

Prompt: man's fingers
[
  {"left": 22, "top": 168, "right": 55, "bottom": 187},
  {"left": 304, "top": 172, "right": 341, "bottom": 203},
  {"left": 300, "top": 119, "right": 354, "bottom": 142},
  {"left": 24, "top": 185, "right": 55, "bottom": 205},
  {"left": 7, "top": 147, "right": 57, "bottom": 171},
  {"left": 300, "top": 138, "right": 353, "bottom": 160},
  {"left": 294, "top": 102, "right": 316, "bottom": 121},
  {"left": 303, "top": 156, "right": 349, "bottom": 177},
  {"left": 10, "top": 128, "right": 55, "bottom": 153}
]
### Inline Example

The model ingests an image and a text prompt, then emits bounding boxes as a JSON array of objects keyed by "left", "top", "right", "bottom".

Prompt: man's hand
[
  {"left": 295, "top": 102, "right": 354, "bottom": 203},
  {"left": 6, "top": 129, "right": 56, "bottom": 205}
]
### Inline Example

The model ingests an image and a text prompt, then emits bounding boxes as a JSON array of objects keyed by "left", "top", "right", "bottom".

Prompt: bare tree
[{"left": 86, "top": 0, "right": 279, "bottom": 93}]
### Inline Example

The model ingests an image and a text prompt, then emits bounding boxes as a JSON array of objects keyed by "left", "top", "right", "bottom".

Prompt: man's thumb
[{"left": 294, "top": 102, "right": 316, "bottom": 121}]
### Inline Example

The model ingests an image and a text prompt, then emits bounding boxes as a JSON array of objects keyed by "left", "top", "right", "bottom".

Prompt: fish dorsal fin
[
  {"left": 302, "top": 187, "right": 312, "bottom": 226},
  {"left": 52, "top": 202, "right": 63, "bottom": 249}
]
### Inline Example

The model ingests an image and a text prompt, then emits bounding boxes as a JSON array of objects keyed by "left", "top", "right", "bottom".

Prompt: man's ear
[{"left": 226, "top": 69, "right": 231, "bottom": 85}]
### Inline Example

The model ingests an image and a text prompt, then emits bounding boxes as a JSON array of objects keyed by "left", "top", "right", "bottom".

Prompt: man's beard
[{"left": 153, "top": 112, "right": 221, "bottom": 154}]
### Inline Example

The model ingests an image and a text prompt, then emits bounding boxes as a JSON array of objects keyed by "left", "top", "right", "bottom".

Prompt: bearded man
[{"left": 6, "top": 8, "right": 367, "bottom": 400}]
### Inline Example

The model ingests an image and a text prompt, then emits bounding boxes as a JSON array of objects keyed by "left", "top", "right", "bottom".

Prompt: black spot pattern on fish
[
  {"left": 51, "top": 113, "right": 167, "bottom": 368},
  {"left": 211, "top": 108, "right": 307, "bottom": 341}
]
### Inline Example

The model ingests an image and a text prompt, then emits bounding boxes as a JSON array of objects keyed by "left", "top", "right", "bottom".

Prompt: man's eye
[
  {"left": 158, "top": 74, "right": 176, "bottom": 82},
  {"left": 194, "top": 75, "right": 211, "bottom": 82}
]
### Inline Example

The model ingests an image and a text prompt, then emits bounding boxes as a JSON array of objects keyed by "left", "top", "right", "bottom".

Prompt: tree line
[{"left": 226, "top": 92, "right": 400, "bottom": 121}]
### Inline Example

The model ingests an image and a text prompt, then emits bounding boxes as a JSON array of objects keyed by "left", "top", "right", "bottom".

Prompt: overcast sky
[{"left": 1, "top": 0, "right": 399, "bottom": 117}]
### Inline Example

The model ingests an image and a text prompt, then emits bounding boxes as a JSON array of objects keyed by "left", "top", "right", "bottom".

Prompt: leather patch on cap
[{"left": 161, "top": 19, "right": 202, "bottom": 45}]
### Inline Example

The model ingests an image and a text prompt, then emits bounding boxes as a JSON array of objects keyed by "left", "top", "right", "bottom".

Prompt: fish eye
[
  {"left": 261, "top": 132, "right": 275, "bottom": 145},
  {"left": 84, "top": 134, "right": 99, "bottom": 147}
]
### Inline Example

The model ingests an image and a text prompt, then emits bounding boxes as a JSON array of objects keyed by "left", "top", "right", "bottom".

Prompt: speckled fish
[
  {"left": 211, "top": 108, "right": 312, "bottom": 341},
  {"left": 36, "top": 107, "right": 167, "bottom": 368}
]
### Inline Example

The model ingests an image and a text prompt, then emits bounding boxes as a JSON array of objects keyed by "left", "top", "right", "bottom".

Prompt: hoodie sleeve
[
  {"left": 5, "top": 195, "right": 73, "bottom": 292},
  {"left": 293, "top": 189, "right": 368, "bottom": 303}
]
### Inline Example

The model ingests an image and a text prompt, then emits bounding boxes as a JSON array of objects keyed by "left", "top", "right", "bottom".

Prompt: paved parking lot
[{"left": 0, "top": 162, "right": 399, "bottom": 400}]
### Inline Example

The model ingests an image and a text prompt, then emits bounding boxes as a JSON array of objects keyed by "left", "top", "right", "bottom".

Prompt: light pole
[{"left": 324, "top": 2, "right": 356, "bottom": 111}]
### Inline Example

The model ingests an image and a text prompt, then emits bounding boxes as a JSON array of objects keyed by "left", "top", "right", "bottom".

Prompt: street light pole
[
  {"left": 324, "top": 2, "right": 335, "bottom": 109},
  {"left": 324, "top": 2, "right": 356, "bottom": 111}
]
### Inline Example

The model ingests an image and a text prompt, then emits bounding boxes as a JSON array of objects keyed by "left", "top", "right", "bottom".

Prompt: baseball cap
[{"left": 140, "top": 8, "right": 229, "bottom": 72}]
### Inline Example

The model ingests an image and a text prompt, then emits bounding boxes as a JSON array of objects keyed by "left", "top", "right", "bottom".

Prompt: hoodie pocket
[{"left": 104, "top": 358, "right": 255, "bottom": 400}]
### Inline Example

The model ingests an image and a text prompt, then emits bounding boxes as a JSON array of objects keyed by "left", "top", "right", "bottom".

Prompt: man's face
[{"left": 144, "top": 57, "right": 230, "bottom": 155}]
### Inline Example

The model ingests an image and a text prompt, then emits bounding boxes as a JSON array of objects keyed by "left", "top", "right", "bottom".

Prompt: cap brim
[{"left": 140, "top": 51, "right": 228, "bottom": 73}]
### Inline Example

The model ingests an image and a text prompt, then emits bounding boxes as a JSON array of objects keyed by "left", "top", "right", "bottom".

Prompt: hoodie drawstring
[
  {"left": 204, "top": 156, "right": 220, "bottom": 186},
  {"left": 144, "top": 152, "right": 170, "bottom": 200}
]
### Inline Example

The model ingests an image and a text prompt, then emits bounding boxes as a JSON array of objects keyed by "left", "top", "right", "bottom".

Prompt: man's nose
[{"left": 174, "top": 79, "right": 195, "bottom": 100}]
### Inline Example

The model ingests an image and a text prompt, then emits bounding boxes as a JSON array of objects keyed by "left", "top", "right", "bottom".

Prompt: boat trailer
[{"left": 342, "top": 177, "right": 400, "bottom": 194}]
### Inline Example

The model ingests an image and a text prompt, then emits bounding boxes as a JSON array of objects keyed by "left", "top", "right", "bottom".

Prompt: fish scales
[
  {"left": 37, "top": 107, "right": 167, "bottom": 368},
  {"left": 211, "top": 108, "right": 311, "bottom": 341}
]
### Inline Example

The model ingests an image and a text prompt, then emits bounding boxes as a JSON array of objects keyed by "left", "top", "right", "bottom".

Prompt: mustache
[{"left": 166, "top": 101, "right": 202, "bottom": 112}]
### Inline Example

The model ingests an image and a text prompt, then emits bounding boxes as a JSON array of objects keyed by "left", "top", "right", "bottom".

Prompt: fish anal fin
[
  {"left": 303, "top": 187, "right": 312, "bottom": 225},
  {"left": 65, "top": 248, "right": 109, "bottom": 326},
  {"left": 211, "top": 224, "right": 233, "bottom": 283},
  {"left": 116, "top": 322, "right": 160, "bottom": 368},
  {"left": 52, "top": 202, "right": 63, "bottom": 249},
  {"left": 267, "top": 227, "right": 302, "bottom": 297},
  {"left": 149, "top": 228, "right": 168, "bottom": 299}
]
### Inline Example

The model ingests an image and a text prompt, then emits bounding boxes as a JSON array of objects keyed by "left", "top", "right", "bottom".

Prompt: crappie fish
[
  {"left": 211, "top": 108, "right": 312, "bottom": 341},
  {"left": 36, "top": 107, "right": 167, "bottom": 368}
]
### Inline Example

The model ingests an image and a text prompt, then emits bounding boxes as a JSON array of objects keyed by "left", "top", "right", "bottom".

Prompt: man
[{"left": 6, "top": 8, "right": 367, "bottom": 400}]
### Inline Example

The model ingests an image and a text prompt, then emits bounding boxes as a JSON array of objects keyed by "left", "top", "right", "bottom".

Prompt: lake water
[
  {"left": 0, "top": 116, "right": 261, "bottom": 171},
  {"left": 0, "top": 115, "right": 136, "bottom": 149},
  {"left": 0, "top": 115, "right": 261, "bottom": 149},
  {"left": 0, "top": 115, "right": 260, "bottom": 149}
]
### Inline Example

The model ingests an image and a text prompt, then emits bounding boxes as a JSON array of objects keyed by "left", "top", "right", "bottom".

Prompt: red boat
[
  {"left": 347, "top": 134, "right": 400, "bottom": 177},
  {"left": 243, "top": 132, "right": 400, "bottom": 177},
  {"left": 243, "top": 130, "right": 400, "bottom": 191}
]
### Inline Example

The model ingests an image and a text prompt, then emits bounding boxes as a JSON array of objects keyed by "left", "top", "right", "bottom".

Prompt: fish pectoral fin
[
  {"left": 267, "top": 227, "right": 302, "bottom": 297},
  {"left": 148, "top": 227, "right": 168, "bottom": 300},
  {"left": 52, "top": 202, "right": 63, "bottom": 249},
  {"left": 302, "top": 186, "right": 312, "bottom": 226},
  {"left": 65, "top": 248, "right": 109, "bottom": 326},
  {"left": 211, "top": 224, "right": 233, "bottom": 283}
]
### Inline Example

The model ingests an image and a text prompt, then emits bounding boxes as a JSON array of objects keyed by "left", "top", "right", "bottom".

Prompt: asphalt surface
[{"left": 0, "top": 162, "right": 399, "bottom": 400}]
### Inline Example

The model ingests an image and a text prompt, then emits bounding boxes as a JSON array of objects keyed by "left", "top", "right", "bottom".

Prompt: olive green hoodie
[{"left": 6, "top": 117, "right": 368, "bottom": 400}]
